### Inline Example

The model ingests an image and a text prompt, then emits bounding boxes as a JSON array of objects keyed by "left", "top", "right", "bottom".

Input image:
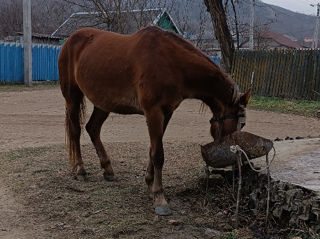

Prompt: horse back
[{"left": 59, "top": 26, "right": 212, "bottom": 114}]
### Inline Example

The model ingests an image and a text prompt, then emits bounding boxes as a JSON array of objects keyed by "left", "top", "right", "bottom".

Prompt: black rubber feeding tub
[{"left": 201, "top": 131, "right": 273, "bottom": 168}]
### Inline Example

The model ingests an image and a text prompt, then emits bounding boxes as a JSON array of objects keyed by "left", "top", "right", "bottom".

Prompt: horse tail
[{"left": 58, "top": 41, "right": 86, "bottom": 167}]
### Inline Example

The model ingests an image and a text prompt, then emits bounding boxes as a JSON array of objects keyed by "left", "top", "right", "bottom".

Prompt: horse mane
[
  {"left": 163, "top": 29, "right": 219, "bottom": 68},
  {"left": 139, "top": 26, "right": 218, "bottom": 68},
  {"left": 138, "top": 26, "right": 239, "bottom": 112},
  {"left": 159, "top": 28, "right": 240, "bottom": 105}
]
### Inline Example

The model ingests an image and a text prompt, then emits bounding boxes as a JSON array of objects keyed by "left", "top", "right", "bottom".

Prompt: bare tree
[
  {"left": 61, "top": 0, "right": 176, "bottom": 34},
  {"left": 204, "top": 0, "right": 235, "bottom": 73},
  {"left": 253, "top": 20, "right": 274, "bottom": 49},
  {"left": 32, "top": 0, "right": 76, "bottom": 35},
  {"left": 173, "top": 1, "right": 210, "bottom": 49},
  {"left": 225, "top": 0, "right": 274, "bottom": 49},
  {"left": 229, "top": 0, "right": 240, "bottom": 49},
  {"left": 0, "top": 0, "right": 22, "bottom": 39},
  {"left": 0, "top": 0, "right": 75, "bottom": 39}
]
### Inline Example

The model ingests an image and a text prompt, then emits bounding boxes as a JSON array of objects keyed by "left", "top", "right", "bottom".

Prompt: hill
[
  {"left": 0, "top": 0, "right": 317, "bottom": 44},
  {"left": 172, "top": 0, "right": 317, "bottom": 42}
]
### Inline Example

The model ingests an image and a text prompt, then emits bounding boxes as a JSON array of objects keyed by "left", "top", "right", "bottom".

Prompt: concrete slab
[{"left": 255, "top": 138, "right": 320, "bottom": 193}]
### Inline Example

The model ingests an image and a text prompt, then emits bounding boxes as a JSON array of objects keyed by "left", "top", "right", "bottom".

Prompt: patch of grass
[
  {"left": 1, "top": 142, "right": 318, "bottom": 238},
  {"left": 224, "top": 232, "right": 238, "bottom": 239},
  {"left": 288, "top": 232, "right": 320, "bottom": 239},
  {"left": 6, "top": 146, "right": 52, "bottom": 161},
  {"left": 0, "top": 81, "right": 59, "bottom": 92},
  {"left": 248, "top": 96, "right": 320, "bottom": 118}
]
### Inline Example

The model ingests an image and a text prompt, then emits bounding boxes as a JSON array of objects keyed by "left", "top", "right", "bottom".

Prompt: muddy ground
[{"left": 0, "top": 87, "right": 319, "bottom": 239}]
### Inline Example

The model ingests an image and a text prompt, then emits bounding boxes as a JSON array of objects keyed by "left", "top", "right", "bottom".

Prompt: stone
[
  {"left": 155, "top": 206, "right": 171, "bottom": 216},
  {"left": 168, "top": 219, "right": 180, "bottom": 225},
  {"left": 204, "top": 228, "right": 222, "bottom": 238},
  {"left": 153, "top": 215, "right": 160, "bottom": 222}
]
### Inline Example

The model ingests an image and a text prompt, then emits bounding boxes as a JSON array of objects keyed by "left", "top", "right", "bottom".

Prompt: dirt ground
[
  {"left": 0, "top": 87, "right": 320, "bottom": 239},
  {"left": 1, "top": 88, "right": 320, "bottom": 152}
]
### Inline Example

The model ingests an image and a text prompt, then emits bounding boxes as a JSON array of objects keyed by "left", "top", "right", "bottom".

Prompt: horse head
[{"left": 209, "top": 87, "right": 251, "bottom": 142}]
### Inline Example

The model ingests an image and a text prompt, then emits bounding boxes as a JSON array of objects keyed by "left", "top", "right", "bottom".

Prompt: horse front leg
[
  {"left": 145, "top": 109, "right": 172, "bottom": 194},
  {"left": 145, "top": 148, "right": 154, "bottom": 193},
  {"left": 145, "top": 107, "right": 171, "bottom": 216}
]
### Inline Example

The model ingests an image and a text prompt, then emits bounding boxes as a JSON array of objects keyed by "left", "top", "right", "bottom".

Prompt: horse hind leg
[
  {"left": 85, "top": 107, "right": 115, "bottom": 181},
  {"left": 64, "top": 87, "right": 87, "bottom": 177}
]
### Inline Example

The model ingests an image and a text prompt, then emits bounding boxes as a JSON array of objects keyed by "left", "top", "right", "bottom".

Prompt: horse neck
[{"left": 183, "top": 57, "right": 236, "bottom": 106}]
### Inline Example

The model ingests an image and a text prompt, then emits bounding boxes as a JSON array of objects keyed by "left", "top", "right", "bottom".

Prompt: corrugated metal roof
[
  {"left": 51, "top": 8, "right": 181, "bottom": 38},
  {"left": 262, "top": 30, "right": 301, "bottom": 49}
]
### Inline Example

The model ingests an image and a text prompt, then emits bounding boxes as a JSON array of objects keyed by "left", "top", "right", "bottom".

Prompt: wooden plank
[
  {"left": 265, "top": 50, "right": 273, "bottom": 97},
  {"left": 303, "top": 50, "right": 310, "bottom": 99},
  {"left": 268, "top": 50, "right": 276, "bottom": 97},
  {"left": 302, "top": 50, "right": 310, "bottom": 99},
  {"left": 274, "top": 49, "right": 282, "bottom": 97},
  {"left": 257, "top": 50, "right": 265, "bottom": 96},
  {"left": 251, "top": 51, "right": 257, "bottom": 95},
  {"left": 234, "top": 51, "right": 242, "bottom": 89},
  {"left": 243, "top": 51, "right": 250, "bottom": 92},
  {"left": 315, "top": 50, "right": 320, "bottom": 100},
  {"left": 260, "top": 50, "right": 266, "bottom": 96},
  {"left": 294, "top": 50, "right": 303, "bottom": 99},
  {"left": 246, "top": 51, "right": 252, "bottom": 92},
  {"left": 279, "top": 49, "right": 287, "bottom": 98},
  {"left": 262, "top": 50, "right": 269, "bottom": 96},
  {"left": 241, "top": 51, "right": 248, "bottom": 91},
  {"left": 236, "top": 51, "right": 242, "bottom": 89},
  {"left": 309, "top": 50, "right": 318, "bottom": 99},
  {"left": 305, "top": 50, "right": 314, "bottom": 99},
  {"left": 282, "top": 49, "right": 291, "bottom": 98},
  {"left": 277, "top": 49, "right": 284, "bottom": 97},
  {"left": 288, "top": 50, "right": 296, "bottom": 99}
]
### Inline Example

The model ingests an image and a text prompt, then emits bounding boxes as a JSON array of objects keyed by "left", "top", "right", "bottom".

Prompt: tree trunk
[{"left": 204, "top": 0, "right": 235, "bottom": 73}]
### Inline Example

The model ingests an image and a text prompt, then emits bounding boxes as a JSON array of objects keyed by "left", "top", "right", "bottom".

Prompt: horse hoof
[
  {"left": 76, "top": 167, "right": 87, "bottom": 176},
  {"left": 155, "top": 206, "right": 171, "bottom": 216},
  {"left": 104, "top": 173, "right": 115, "bottom": 181},
  {"left": 73, "top": 174, "right": 88, "bottom": 182}
]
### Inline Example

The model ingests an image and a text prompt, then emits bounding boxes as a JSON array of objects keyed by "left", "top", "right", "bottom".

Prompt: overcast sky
[{"left": 261, "top": 0, "right": 318, "bottom": 15}]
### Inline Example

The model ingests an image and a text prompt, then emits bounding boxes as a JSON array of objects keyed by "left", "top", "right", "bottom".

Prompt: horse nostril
[{"left": 241, "top": 122, "right": 246, "bottom": 128}]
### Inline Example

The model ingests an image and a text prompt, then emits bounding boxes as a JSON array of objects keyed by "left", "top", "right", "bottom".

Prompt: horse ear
[
  {"left": 240, "top": 88, "right": 251, "bottom": 107},
  {"left": 232, "top": 84, "right": 240, "bottom": 104}
]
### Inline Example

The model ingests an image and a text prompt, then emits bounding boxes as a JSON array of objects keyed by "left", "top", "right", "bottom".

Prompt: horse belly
[
  {"left": 108, "top": 93, "right": 144, "bottom": 115},
  {"left": 81, "top": 80, "right": 143, "bottom": 115}
]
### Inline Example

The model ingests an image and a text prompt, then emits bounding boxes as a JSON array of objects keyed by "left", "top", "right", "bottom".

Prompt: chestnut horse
[{"left": 59, "top": 26, "right": 250, "bottom": 216}]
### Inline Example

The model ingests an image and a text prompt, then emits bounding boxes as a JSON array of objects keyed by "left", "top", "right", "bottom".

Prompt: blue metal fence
[
  {"left": 210, "top": 56, "right": 221, "bottom": 66},
  {"left": 0, "top": 42, "right": 61, "bottom": 83},
  {"left": 0, "top": 42, "right": 221, "bottom": 83}
]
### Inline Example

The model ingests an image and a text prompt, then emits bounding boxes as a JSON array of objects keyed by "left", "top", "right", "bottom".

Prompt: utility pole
[
  {"left": 249, "top": 0, "right": 255, "bottom": 50},
  {"left": 23, "top": 0, "right": 32, "bottom": 86},
  {"left": 312, "top": 3, "right": 320, "bottom": 49}
]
